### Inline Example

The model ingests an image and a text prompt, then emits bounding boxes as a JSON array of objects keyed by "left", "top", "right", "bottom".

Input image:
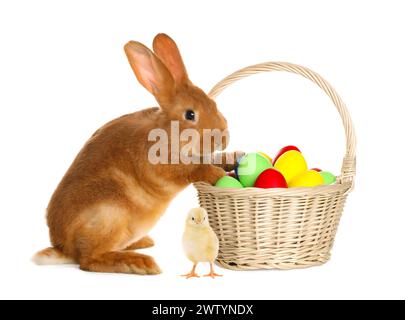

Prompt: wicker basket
[{"left": 194, "top": 62, "right": 356, "bottom": 270}]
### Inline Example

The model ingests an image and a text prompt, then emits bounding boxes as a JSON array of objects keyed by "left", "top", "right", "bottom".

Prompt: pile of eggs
[{"left": 215, "top": 146, "right": 336, "bottom": 189}]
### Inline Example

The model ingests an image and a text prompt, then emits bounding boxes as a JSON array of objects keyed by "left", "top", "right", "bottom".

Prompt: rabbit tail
[{"left": 32, "top": 247, "right": 75, "bottom": 265}]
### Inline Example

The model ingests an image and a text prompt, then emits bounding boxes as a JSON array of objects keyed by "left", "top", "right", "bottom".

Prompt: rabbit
[{"left": 32, "top": 34, "right": 239, "bottom": 275}]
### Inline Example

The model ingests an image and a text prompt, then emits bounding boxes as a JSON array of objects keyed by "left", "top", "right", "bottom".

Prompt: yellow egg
[
  {"left": 289, "top": 170, "right": 324, "bottom": 187},
  {"left": 258, "top": 152, "right": 272, "bottom": 164},
  {"left": 274, "top": 150, "right": 307, "bottom": 184}
]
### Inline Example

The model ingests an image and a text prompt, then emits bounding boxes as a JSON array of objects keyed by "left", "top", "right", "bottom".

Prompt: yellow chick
[{"left": 182, "top": 208, "right": 222, "bottom": 279}]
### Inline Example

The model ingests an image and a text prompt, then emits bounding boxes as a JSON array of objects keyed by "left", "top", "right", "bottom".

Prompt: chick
[{"left": 182, "top": 208, "right": 222, "bottom": 279}]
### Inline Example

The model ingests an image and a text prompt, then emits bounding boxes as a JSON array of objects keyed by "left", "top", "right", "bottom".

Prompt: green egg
[
  {"left": 215, "top": 176, "right": 244, "bottom": 188},
  {"left": 237, "top": 153, "right": 273, "bottom": 187},
  {"left": 320, "top": 171, "right": 336, "bottom": 185}
]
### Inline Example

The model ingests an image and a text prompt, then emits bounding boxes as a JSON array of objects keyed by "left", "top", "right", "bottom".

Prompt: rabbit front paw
[
  {"left": 191, "top": 165, "right": 226, "bottom": 185},
  {"left": 212, "top": 151, "right": 245, "bottom": 172}
]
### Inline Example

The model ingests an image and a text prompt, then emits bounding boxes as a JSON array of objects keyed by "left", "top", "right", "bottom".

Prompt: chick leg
[
  {"left": 182, "top": 263, "right": 199, "bottom": 279},
  {"left": 204, "top": 262, "right": 223, "bottom": 279}
]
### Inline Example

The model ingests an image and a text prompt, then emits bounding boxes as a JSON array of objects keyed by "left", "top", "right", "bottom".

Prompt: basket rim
[{"left": 193, "top": 181, "right": 351, "bottom": 197}]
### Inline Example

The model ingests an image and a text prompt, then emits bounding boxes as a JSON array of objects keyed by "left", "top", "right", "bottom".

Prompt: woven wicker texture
[{"left": 194, "top": 62, "right": 356, "bottom": 270}]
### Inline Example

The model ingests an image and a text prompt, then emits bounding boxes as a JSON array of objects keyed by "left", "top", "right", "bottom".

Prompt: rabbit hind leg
[
  {"left": 80, "top": 251, "right": 161, "bottom": 275},
  {"left": 126, "top": 235, "right": 155, "bottom": 250},
  {"left": 74, "top": 203, "right": 161, "bottom": 275}
]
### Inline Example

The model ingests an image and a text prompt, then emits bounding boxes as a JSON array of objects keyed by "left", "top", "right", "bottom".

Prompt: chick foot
[
  {"left": 204, "top": 263, "right": 223, "bottom": 279},
  {"left": 182, "top": 263, "right": 199, "bottom": 279},
  {"left": 182, "top": 271, "right": 200, "bottom": 279},
  {"left": 204, "top": 272, "right": 222, "bottom": 279}
]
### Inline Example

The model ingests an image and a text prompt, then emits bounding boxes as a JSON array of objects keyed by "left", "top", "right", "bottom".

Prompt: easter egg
[
  {"left": 234, "top": 166, "right": 239, "bottom": 179},
  {"left": 272, "top": 145, "right": 301, "bottom": 165},
  {"left": 320, "top": 171, "right": 336, "bottom": 185},
  {"left": 258, "top": 152, "right": 272, "bottom": 164},
  {"left": 274, "top": 150, "right": 307, "bottom": 184},
  {"left": 215, "top": 176, "right": 243, "bottom": 188},
  {"left": 289, "top": 170, "right": 324, "bottom": 187},
  {"left": 237, "top": 153, "right": 273, "bottom": 187},
  {"left": 254, "top": 168, "right": 287, "bottom": 188},
  {"left": 311, "top": 168, "right": 322, "bottom": 172},
  {"left": 234, "top": 160, "right": 240, "bottom": 180},
  {"left": 227, "top": 171, "right": 237, "bottom": 179}
]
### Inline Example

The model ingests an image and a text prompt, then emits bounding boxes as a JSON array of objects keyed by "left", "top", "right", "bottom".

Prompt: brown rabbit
[{"left": 33, "top": 34, "right": 236, "bottom": 275}]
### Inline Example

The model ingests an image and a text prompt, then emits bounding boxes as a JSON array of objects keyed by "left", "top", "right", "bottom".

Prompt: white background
[{"left": 1, "top": 0, "right": 404, "bottom": 300}]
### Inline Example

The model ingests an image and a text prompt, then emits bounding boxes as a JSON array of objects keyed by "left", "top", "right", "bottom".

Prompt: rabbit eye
[{"left": 185, "top": 109, "right": 195, "bottom": 121}]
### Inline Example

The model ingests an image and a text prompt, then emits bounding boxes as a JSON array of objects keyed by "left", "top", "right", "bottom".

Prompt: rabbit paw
[
  {"left": 212, "top": 151, "right": 245, "bottom": 172},
  {"left": 190, "top": 164, "right": 226, "bottom": 185},
  {"left": 205, "top": 166, "right": 226, "bottom": 185}
]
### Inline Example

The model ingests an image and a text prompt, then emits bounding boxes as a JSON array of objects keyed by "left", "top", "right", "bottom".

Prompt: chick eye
[
  {"left": 192, "top": 217, "right": 195, "bottom": 221},
  {"left": 185, "top": 109, "right": 195, "bottom": 121}
]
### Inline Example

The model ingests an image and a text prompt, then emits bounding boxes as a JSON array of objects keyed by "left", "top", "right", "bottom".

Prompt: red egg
[
  {"left": 254, "top": 168, "right": 288, "bottom": 188},
  {"left": 310, "top": 168, "right": 322, "bottom": 172},
  {"left": 227, "top": 171, "right": 237, "bottom": 178},
  {"left": 272, "top": 145, "right": 301, "bottom": 165}
]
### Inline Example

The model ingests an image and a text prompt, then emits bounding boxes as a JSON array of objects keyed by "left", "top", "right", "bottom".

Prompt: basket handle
[{"left": 208, "top": 61, "right": 356, "bottom": 184}]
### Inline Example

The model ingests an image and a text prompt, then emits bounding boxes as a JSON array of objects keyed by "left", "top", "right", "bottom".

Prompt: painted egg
[
  {"left": 254, "top": 168, "right": 287, "bottom": 188},
  {"left": 215, "top": 176, "right": 243, "bottom": 188},
  {"left": 289, "top": 170, "right": 324, "bottom": 187},
  {"left": 272, "top": 145, "right": 301, "bottom": 165},
  {"left": 320, "top": 171, "right": 336, "bottom": 185},
  {"left": 274, "top": 150, "right": 307, "bottom": 184},
  {"left": 227, "top": 171, "right": 237, "bottom": 179},
  {"left": 234, "top": 160, "right": 240, "bottom": 180},
  {"left": 258, "top": 151, "right": 272, "bottom": 164},
  {"left": 237, "top": 153, "right": 273, "bottom": 187}
]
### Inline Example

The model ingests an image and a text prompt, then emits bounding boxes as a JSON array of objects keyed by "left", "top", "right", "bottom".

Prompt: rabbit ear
[
  {"left": 153, "top": 33, "right": 189, "bottom": 85},
  {"left": 124, "top": 41, "right": 175, "bottom": 103}
]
